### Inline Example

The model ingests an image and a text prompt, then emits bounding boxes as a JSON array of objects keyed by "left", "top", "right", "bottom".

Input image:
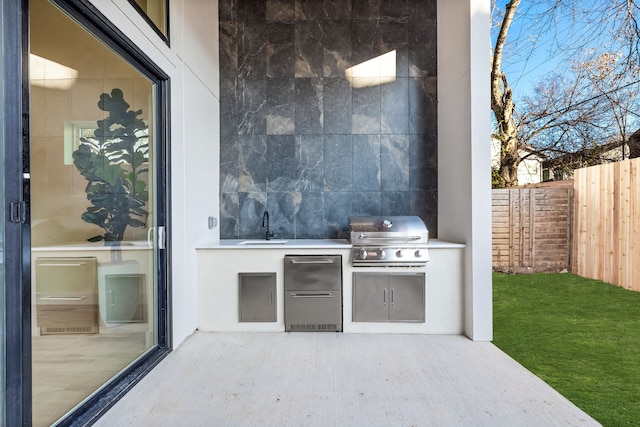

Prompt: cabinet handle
[
  {"left": 391, "top": 288, "right": 395, "bottom": 305},
  {"left": 39, "top": 296, "right": 86, "bottom": 301},
  {"left": 38, "top": 263, "right": 86, "bottom": 267},
  {"left": 290, "top": 293, "right": 334, "bottom": 298},
  {"left": 383, "top": 288, "right": 387, "bottom": 306},
  {"left": 289, "top": 259, "right": 334, "bottom": 264}
]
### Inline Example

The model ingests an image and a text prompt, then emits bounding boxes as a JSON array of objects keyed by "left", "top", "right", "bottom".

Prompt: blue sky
[{"left": 493, "top": 0, "right": 623, "bottom": 101}]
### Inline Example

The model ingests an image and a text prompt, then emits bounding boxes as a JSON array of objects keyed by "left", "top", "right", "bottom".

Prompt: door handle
[
  {"left": 158, "top": 226, "right": 166, "bottom": 249},
  {"left": 148, "top": 226, "right": 166, "bottom": 249}
]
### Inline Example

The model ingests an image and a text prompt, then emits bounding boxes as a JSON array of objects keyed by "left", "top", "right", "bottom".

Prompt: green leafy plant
[{"left": 72, "top": 88, "right": 149, "bottom": 243}]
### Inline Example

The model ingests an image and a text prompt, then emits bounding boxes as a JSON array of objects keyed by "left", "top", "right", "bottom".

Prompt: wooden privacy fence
[
  {"left": 573, "top": 159, "right": 640, "bottom": 291},
  {"left": 492, "top": 187, "right": 573, "bottom": 272}
]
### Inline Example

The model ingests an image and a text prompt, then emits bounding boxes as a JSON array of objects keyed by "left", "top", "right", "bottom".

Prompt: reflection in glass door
[{"left": 29, "top": 1, "right": 167, "bottom": 425}]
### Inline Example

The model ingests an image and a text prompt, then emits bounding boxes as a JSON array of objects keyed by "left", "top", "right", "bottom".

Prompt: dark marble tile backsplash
[{"left": 219, "top": 0, "right": 437, "bottom": 240}]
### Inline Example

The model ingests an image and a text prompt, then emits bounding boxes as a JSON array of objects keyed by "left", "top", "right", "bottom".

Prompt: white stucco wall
[
  {"left": 437, "top": 0, "right": 492, "bottom": 341},
  {"left": 92, "top": 0, "right": 220, "bottom": 347}
]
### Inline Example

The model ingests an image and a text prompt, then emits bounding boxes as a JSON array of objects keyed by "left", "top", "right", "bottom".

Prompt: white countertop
[
  {"left": 196, "top": 239, "right": 352, "bottom": 249},
  {"left": 426, "top": 240, "right": 466, "bottom": 249},
  {"left": 34, "top": 239, "right": 465, "bottom": 252},
  {"left": 196, "top": 239, "right": 465, "bottom": 250}
]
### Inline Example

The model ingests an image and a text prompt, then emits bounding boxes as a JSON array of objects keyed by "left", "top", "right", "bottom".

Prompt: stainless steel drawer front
[
  {"left": 285, "top": 290, "right": 342, "bottom": 332},
  {"left": 284, "top": 255, "right": 342, "bottom": 332},
  {"left": 284, "top": 256, "right": 342, "bottom": 291}
]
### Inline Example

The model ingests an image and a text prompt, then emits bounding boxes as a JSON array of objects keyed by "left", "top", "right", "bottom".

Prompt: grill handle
[{"left": 358, "top": 234, "right": 423, "bottom": 242}]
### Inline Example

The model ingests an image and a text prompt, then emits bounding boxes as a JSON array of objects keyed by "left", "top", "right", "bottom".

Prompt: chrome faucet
[{"left": 262, "top": 210, "right": 274, "bottom": 240}]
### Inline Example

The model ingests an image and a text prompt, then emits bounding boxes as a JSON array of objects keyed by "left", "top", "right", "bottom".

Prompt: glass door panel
[{"left": 29, "top": 1, "right": 161, "bottom": 425}]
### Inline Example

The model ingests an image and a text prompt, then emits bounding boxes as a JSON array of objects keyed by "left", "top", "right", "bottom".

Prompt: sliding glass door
[
  {"left": 2, "top": 1, "right": 170, "bottom": 423},
  {"left": 27, "top": 1, "right": 170, "bottom": 425}
]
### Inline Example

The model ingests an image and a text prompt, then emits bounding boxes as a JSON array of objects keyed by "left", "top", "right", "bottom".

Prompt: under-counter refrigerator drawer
[
  {"left": 284, "top": 290, "right": 342, "bottom": 331},
  {"left": 283, "top": 255, "right": 342, "bottom": 291},
  {"left": 284, "top": 255, "right": 343, "bottom": 332},
  {"left": 35, "top": 257, "right": 99, "bottom": 334}
]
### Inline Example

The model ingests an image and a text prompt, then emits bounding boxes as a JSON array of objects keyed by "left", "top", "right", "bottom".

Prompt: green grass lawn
[{"left": 493, "top": 272, "right": 640, "bottom": 426}]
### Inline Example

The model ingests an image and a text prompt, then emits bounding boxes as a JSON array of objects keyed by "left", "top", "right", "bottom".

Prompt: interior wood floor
[
  {"left": 95, "top": 332, "right": 601, "bottom": 427},
  {"left": 32, "top": 332, "right": 147, "bottom": 427}
]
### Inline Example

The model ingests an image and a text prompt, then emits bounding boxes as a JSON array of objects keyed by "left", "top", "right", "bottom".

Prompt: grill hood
[
  {"left": 348, "top": 216, "right": 429, "bottom": 266},
  {"left": 349, "top": 216, "right": 429, "bottom": 245}
]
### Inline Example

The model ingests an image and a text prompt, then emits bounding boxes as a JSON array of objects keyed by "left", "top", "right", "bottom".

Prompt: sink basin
[{"left": 238, "top": 239, "right": 288, "bottom": 245}]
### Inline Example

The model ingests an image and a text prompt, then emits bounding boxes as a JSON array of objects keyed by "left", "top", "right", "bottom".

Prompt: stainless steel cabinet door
[
  {"left": 239, "top": 273, "right": 277, "bottom": 322},
  {"left": 353, "top": 272, "right": 425, "bottom": 322},
  {"left": 353, "top": 273, "right": 389, "bottom": 322},
  {"left": 389, "top": 273, "right": 425, "bottom": 322}
]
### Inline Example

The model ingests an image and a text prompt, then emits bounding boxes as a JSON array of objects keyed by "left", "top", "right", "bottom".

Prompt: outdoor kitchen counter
[
  {"left": 197, "top": 239, "right": 352, "bottom": 249},
  {"left": 196, "top": 239, "right": 464, "bottom": 249},
  {"left": 197, "top": 240, "right": 466, "bottom": 334}
]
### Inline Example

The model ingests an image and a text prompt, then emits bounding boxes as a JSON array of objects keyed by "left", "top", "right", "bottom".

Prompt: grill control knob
[
  {"left": 415, "top": 250, "right": 423, "bottom": 258},
  {"left": 396, "top": 250, "right": 403, "bottom": 258},
  {"left": 357, "top": 248, "right": 368, "bottom": 259},
  {"left": 382, "top": 219, "right": 393, "bottom": 229},
  {"left": 377, "top": 249, "right": 386, "bottom": 259}
]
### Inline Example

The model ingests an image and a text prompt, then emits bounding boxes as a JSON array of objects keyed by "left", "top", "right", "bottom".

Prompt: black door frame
[
  {"left": 2, "top": 0, "right": 172, "bottom": 425},
  {"left": 2, "top": 0, "right": 31, "bottom": 425}
]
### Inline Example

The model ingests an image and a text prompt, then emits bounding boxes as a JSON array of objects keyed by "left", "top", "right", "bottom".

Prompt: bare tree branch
[{"left": 491, "top": 0, "right": 640, "bottom": 187}]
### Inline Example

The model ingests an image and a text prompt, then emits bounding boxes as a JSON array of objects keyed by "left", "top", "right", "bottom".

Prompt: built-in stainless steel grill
[{"left": 348, "top": 216, "right": 429, "bottom": 267}]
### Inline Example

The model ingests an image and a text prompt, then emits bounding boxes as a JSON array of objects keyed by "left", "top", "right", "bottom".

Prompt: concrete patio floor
[{"left": 95, "top": 332, "right": 600, "bottom": 426}]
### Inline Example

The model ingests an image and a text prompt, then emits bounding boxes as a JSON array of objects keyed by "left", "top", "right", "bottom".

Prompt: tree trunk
[
  {"left": 491, "top": 0, "right": 521, "bottom": 187},
  {"left": 495, "top": 73, "right": 520, "bottom": 187}
]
